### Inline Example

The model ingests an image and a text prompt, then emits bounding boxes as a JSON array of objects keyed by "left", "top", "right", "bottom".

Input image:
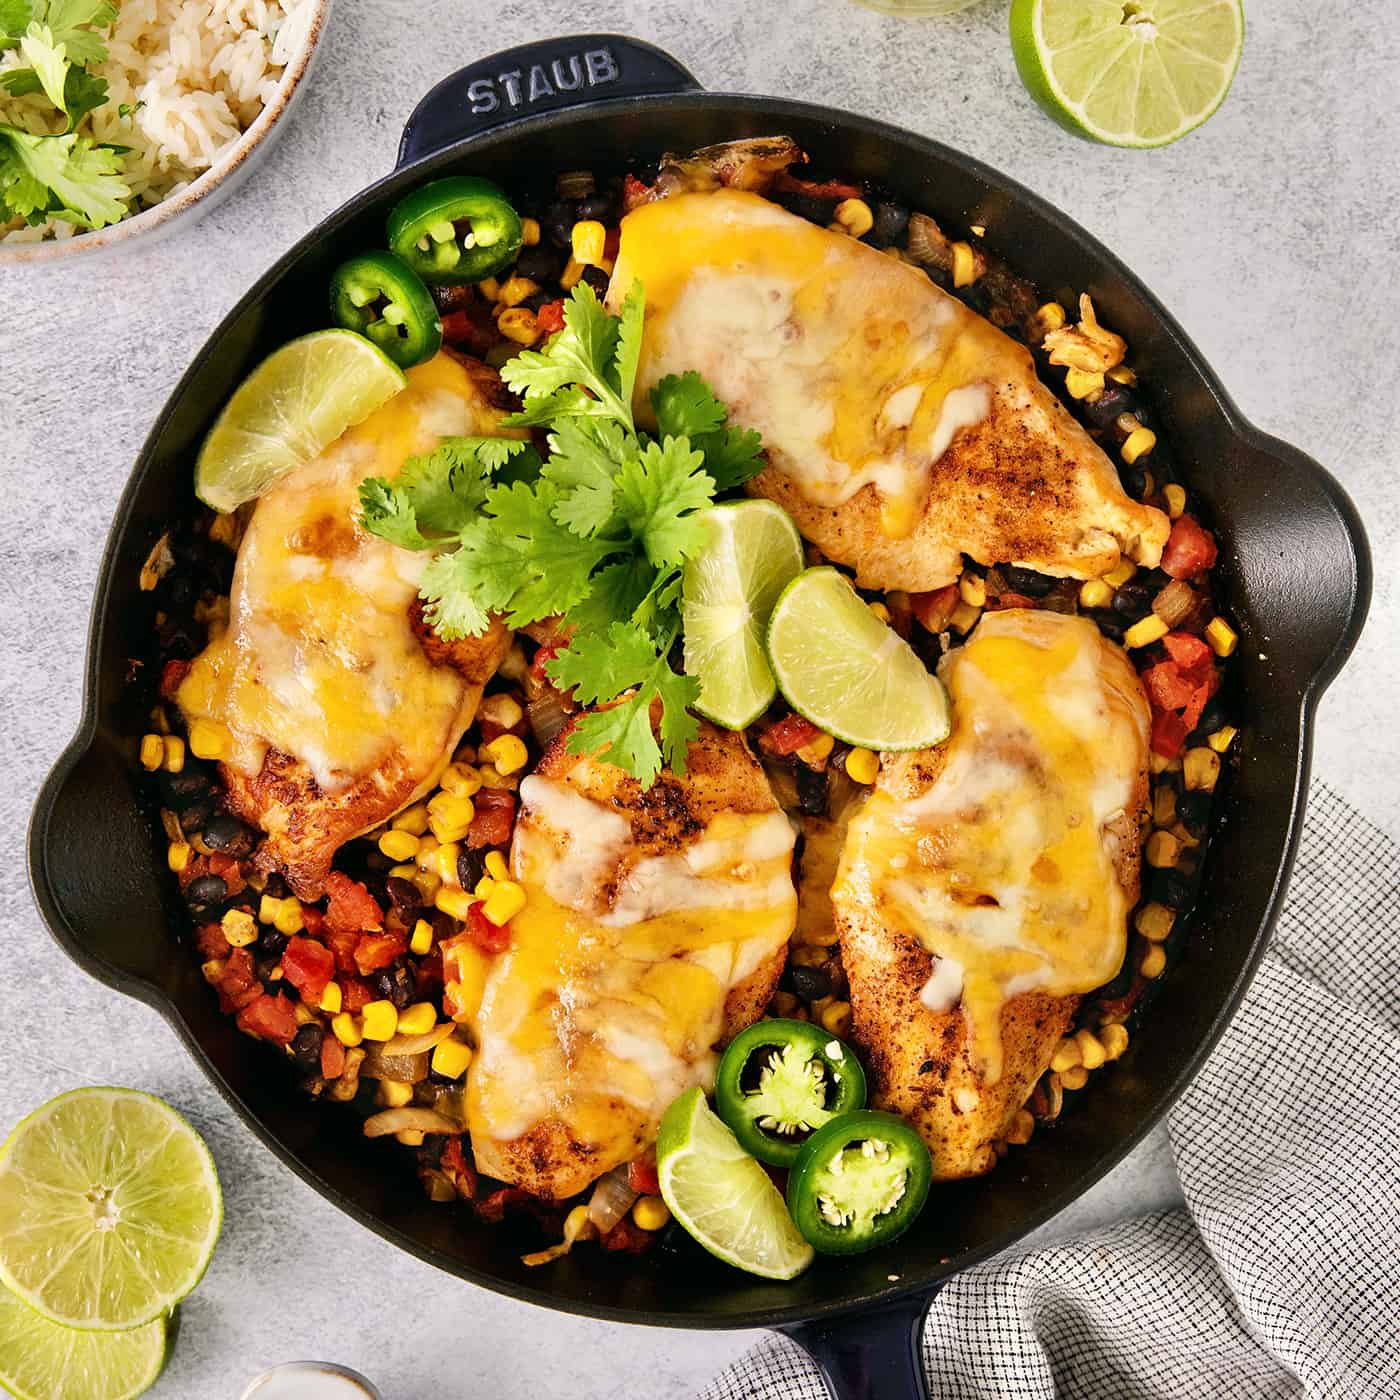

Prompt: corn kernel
[
  {"left": 819, "top": 1000, "right": 853, "bottom": 1036},
  {"left": 559, "top": 256, "right": 585, "bottom": 289},
  {"left": 1136, "top": 902, "right": 1175, "bottom": 942},
  {"left": 1163, "top": 484, "right": 1187, "bottom": 518},
  {"left": 379, "top": 1079, "right": 414, "bottom": 1108},
  {"left": 435, "top": 842, "right": 462, "bottom": 884},
  {"left": 139, "top": 734, "right": 164, "bottom": 770},
  {"left": 431, "top": 1037, "right": 474, "bottom": 1079},
  {"left": 1122, "top": 426, "right": 1157, "bottom": 465},
  {"left": 160, "top": 808, "right": 183, "bottom": 844},
  {"left": 412, "top": 869, "right": 442, "bottom": 902},
  {"left": 1060, "top": 1065, "right": 1089, "bottom": 1091},
  {"left": 222, "top": 909, "right": 257, "bottom": 947},
  {"left": 483, "top": 734, "right": 528, "bottom": 775},
  {"left": 1079, "top": 579, "right": 1113, "bottom": 610},
  {"left": 1075, "top": 1029, "right": 1107, "bottom": 1070},
  {"left": 1104, "top": 560, "right": 1137, "bottom": 588},
  {"left": 477, "top": 763, "right": 516, "bottom": 790},
  {"left": 950, "top": 600, "right": 982, "bottom": 633},
  {"left": 1050, "top": 1038, "right": 1081, "bottom": 1074},
  {"left": 293, "top": 1001, "right": 315, "bottom": 1026},
  {"left": 188, "top": 718, "right": 231, "bottom": 760},
  {"left": 1208, "top": 726, "right": 1237, "bottom": 754},
  {"left": 846, "top": 748, "right": 880, "bottom": 785},
  {"left": 395, "top": 1129, "right": 426, "bottom": 1147},
  {"left": 1141, "top": 944, "right": 1167, "bottom": 978},
  {"left": 482, "top": 880, "right": 526, "bottom": 926},
  {"left": 475, "top": 876, "right": 496, "bottom": 900},
  {"left": 796, "top": 733, "right": 835, "bottom": 767},
  {"left": 319, "top": 982, "right": 343, "bottom": 1014},
  {"left": 632, "top": 1196, "right": 672, "bottom": 1232},
  {"left": 1145, "top": 831, "right": 1180, "bottom": 869},
  {"left": 1150, "top": 751, "right": 1182, "bottom": 776},
  {"left": 791, "top": 945, "right": 828, "bottom": 968},
  {"left": 1124, "top": 614, "right": 1169, "bottom": 649},
  {"left": 951, "top": 241, "right": 976, "bottom": 287},
  {"left": 497, "top": 307, "right": 538, "bottom": 346},
  {"left": 258, "top": 894, "right": 281, "bottom": 924},
  {"left": 827, "top": 197, "right": 871, "bottom": 238},
  {"left": 476, "top": 276, "right": 500, "bottom": 303},
  {"left": 410, "top": 918, "right": 434, "bottom": 956},
  {"left": 440, "top": 762, "right": 483, "bottom": 798},
  {"left": 201, "top": 958, "right": 226, "bottom": 984},
  {"left": 480, "top": 693, "right": 525, "bottom": 730},
  {"left": 429, "top": 791, "right": 475, "bottom": 829},
  {"left": 414, "top": 835, "right": 440, "bottom": 869},
  {"left": 1065, "top": 368, "right": 1105, "bottom": 400},
  {"left": 521, "top": 216, "right": 540, "bottom": 246},
  {"left": 391, "top": 804, "right": 430, "bottom": 836},
  {"left": 360, "top": 1000, "right": 399, "bottom": 1041},
  {"left": 571, "top": 219, "right": 607, "bottom": 266},
  {"left": 435, "top": 886, "right": 475, "bottom": 921},
  {"left": 429, "top": 806, "right": 473, "bottom": 843},
  {"left": 496, "top": 275, "right": 538, "bottom": 308},
  {"left": 867, "top": 600, "right": 891, "bottom": 624},
  {"left": 1107, "top": 364, "right": 1138, "bottom": 386},
  {"left": 1205, "top": 616, "right": 1238, "bottom": 657},
  {"left": 1153, "top": 785, "right": 1178, "bottom": 827},
  {"left": 396, "top": 1002, "right": 437, "bottom": 1037},
  {"left": 959, "top": 572, "right": 987, "bottom": 608},
  {"left": 1184, "top": 746, "right": 1221, "bottom": 792},
  {"left": 273, "top": 900, "right": 304, "bottom": 937},
  {"left": 1100, "top": 1023, "right": 1130, "bottom": 1060},
  {"left": 167, "top": 842, "right": 191, "bottom": 873},
  {"left": 161, "top": 735, "right": 186, "bottom": 773},
  {"left": 378, "top": 829, "right": 421, "bottom": 862},
  {"left": 1036, "top": 301, "right": 1067, "bottom": 334},
  {"left": 485, "top": 850, "right": 510, "bottom": 882}
]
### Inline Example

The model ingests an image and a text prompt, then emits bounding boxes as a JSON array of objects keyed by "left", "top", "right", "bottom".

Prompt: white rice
[{"left": 0, "top": 0, "right": 312, "bottom": 242}]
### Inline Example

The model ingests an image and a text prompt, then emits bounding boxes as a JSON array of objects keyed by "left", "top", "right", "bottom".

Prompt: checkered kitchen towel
[{"left": 700, "top": 783, "right": 1400, "bottom": 1399}]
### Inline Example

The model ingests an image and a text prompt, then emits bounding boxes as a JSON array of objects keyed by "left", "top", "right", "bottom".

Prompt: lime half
[
  {"left": 766, "top": 567, "right": 950, "bottom": 751},
  {"left": 657, "top": 1087, "right": 814, "bottom": 1280},
  {"left": 0, "top": 1289, "right": 167, "bottom": 1400},
  {"left": 682, "top": 501, "right": 805, "bottom": 729},
  {"left": 0, "top": 1088, "right": 222, "bottom": 1330},
  {"left": 1011, "top": 0, "right": 1244, "bottom": 148},
  {"left": 195, "top": 328, "right": 406, "bottom": 512}
]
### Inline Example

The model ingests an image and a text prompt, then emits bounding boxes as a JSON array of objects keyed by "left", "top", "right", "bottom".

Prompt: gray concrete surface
[{"left": 3, "top": 1, "right": 1395, "bottom": 1396}]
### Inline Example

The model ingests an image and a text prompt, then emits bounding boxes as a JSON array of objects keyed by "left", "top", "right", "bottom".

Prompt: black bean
[
  {"left": 1001, "top": 565, "right": 1056, "bottom": 598},
  {"left": 580, "top": 265, "right": 609, "bottom": 297},
  {"left": 1176, "top": 790, "right": 1211, "bottom": 833},
  {"left": 1111, "top": 581, "right": 1154, "bottom": 621},
  {"left": 170, "top": 527, "right": 207, "bottom": 567},
  {"left": 385, "top": 877, "right": 421, "bottom": 918},
  {"left": 373, "top": 960, "right": 415, "bottom": 1010},
  {"left": 1152, "top": 869, "right": 1193, "bottom": 911},
  {"left": 158, "top": 768, "right": 212, "bottom": 810},
  {"left": 363, "top": 850, "right": 395, "bottom": 873},
  {"left": 1087, "top": 610, "right": 1127, "bottom": 642},
  {"left": 870, "top": 201, "right": 909, "bottom": 247},
  {"left": 1082, "top": 385, "right": 1137, "bottom": 430},
  {"left": 1121, "top": 466, "right": 1151, "bottom": 498},
  {"left": 456, "top": 846, "right": 489, "bottom": 892},
  {"left": 1193, "top": 696, "right": 1227, "bottom": 736},
  {"left": 159, "top": 624, "right": 200, "bottom": 660},
  {"left": 178, "top": 797, "right": 215, "bottom": 836},
  {"left": 257, "top": 925, "right": 288, "bottom": 958},
  {"left": 790, "top": 964, "right": 832, "bottom": 1002},
  {"left": 164, "top": 574, "right": 197, "bottom": 611},
  {"left": 543, "top": 199, "right": 576, "bottom": 248},
  {"left": 796, "top": 764, "right": 829, "bottom": 818},
  {"left": 576, "top": 191, "right": 618, "bottom": 224},
  {"left": 513, "top": 245, "right": 560, "bottom": 281},
  {"left": 290, "top": 1023, "right": 324, "bottom": 1073},
  {"left": 428, "top": 909, "right": 456, "bottom": 943},
  {"left": 262, "top": 872, "right": 290, "bottom": 900},
  {"left": 776, "top": 192, "right": 835, "bottom": 225},
  {"left": 203, "top": 813, "right": 256, "bottom": 857},
  {"left": 184, "top": 874, "right": 227, "bottom": 912}
]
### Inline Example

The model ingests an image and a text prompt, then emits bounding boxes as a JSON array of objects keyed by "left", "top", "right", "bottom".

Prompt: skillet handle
[
  {"left": 779, "top": 1291, "right": 937, "bottom": 1400},
  {"left": 397, "top": 36, "right": 701, "bottom": 168}
]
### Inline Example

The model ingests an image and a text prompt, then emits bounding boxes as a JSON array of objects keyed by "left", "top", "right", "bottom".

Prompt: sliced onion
[
  {"left": 528, "top": 690, "right": 570, "bottom": 747},
  {"left": 362, "top": 1107, "right": 459, "bottom": 1139},
  {"left": 360, "top": 1047, "right": 429, "bottom": 1083},
  {"left": 381, "top": 1023, "right": 456, "bottom": 1057},
  {"left": 1152, "top": 579, "right": 1198, "bottom": 629},
  {"left": 586, "top": 1165, "right": 638, "bottom": 1235}
]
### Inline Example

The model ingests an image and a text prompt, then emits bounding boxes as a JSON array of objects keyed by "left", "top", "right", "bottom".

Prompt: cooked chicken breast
[
  {"left": 176, "top": 353, "right": 516, "bottom": 899},
  {"left": 833, "top": 610, "right": 1151, "bottom": 1178},
  {"left": 607, "top": 189, "right": 1169, "bottom": 592},
  {"left": 465, "top": 720, "right": 797, "bottom": 1200}
]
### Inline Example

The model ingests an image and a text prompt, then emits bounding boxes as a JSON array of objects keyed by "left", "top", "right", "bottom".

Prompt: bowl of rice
[{"left": 0, "top": 0, "right": 329, "bottom": 261}]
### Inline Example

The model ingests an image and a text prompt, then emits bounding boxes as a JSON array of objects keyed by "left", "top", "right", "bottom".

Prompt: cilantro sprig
[{"left": 358, "top": 282, "right": 766, "bottom": 786}]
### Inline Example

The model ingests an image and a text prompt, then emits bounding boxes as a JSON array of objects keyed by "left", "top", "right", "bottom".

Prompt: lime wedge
[
  {"left": 0, "top": 1289, "right": 167, "bottom": 1400},
  {"left": 0, "top": 1088, "right": 222, "bottom": 1330},
  {"left": 766, "top": 567, "right": 950, "bottom": 751},
  {"left": 656, "top": 1087, "right": 814, "bottom": 1280},
  {"left": 194, "top": 328, "right": 406, "bottom": 512},
  {"left": 682, "top": 501, "right": 805, "bottom": 729},
  {"left": 1010, "top": 0, "right": 1244, "bottom": 148}
]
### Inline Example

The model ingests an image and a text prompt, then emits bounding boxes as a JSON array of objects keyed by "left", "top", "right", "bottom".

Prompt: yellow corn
[
  {"left": 139, "top": 734, "right": 165, "bottom": 771},
  {"left": 795, "top": 733, "right": 835, "bottom": 767},
  {"left": 409, "top": 918, "right": 434, "bottom": 956},
  {"left": 360, "top": 1000, "right": 399, "bottom": 1042},
  {"left": 1141, "top": 944, "right": 1167, "bottom": 979},
  {"left": 1104, "top": 560, "right": 1137, "bottom": 588},
  {"left": 1107, "top": 364, "right": 1138, "bottom": 386},
  {"left": 396, "top": 1002, "right": 437, "bottom": 1037},
  {"left": 1124, "top": 614, "right": 1169, "bottom": 649},
  {"left": 832, "top": 197, "right": 873, "bottom": 238},
  {"left": 431, "top": 1037, "right": 474, "bottom": 1079},
  {"left": 379, "top": 1080, "right": 414, "bottom": 1108},
  {"left": 477, "top": 276, "right": 500, "bottom": 303},
  {"left": 949, "top": 600, "right": 982, "bottom": 633},
  {"left": 1050, "top": 1038, "right": 1081, "bottom": 1074},
  {"left": 435, "top": 886, "right": 475, "bottom": 921},
  {"left": 1079, "top": 579, "right": 1113, "bottom": 610},
  {"left": 1145, "top": 831, "right": 1180, "bottom": 869},
  {"left": 221, "top": 909, "right": 257, "bottom": 948},
  {"left": 1205, "top": 616, "right": 1238, "bottom": 657},
  {"left": 167, "top": 841, "right": 191, "bottom": 873},
  {"left": 819, "top": 1000, "right": 853, "bottom": 1036},
  {"left": 1208, "top": 725, "right": 1237, "bottom": 754},
  {"left": 1163, "top": 484, "right": 1187, "bottom": 518},
  {"left": 480, "top": 693, "right": 525, "bottom": 730},
  {"left": 791, "top": 945, "right": 828, "bottom": 968},
  {"left": 951, "top": 241, "right": 976, "bottom": 287},
  {"left": 559, "top": 256, "right": 585, "bottom": 290},
  {"left": 477, "top": 763, "right": 516, "bottom": 790},
  {"left": 332, "top": 1012, "right": 363, "bottom": 1047},
  {"left": 497, "top": 308, "right": 538, "bottom": 346},
  {"left": 474, "top": 876, "right": 496, "bottom": 900},
  {"left": 428, "top": 792, "right": 474, "bottom": 843},
  {"left": 1136, "top": 902, "right": 1175, "bottom": 942},
  {"left": 1184, "top": 746, "right": 1221, "bottom": 792},
  {"left": 480, "top": 735, "right": 527, "bottom": 777},
  {"left": 258, "top": 894, "right": 281, "bottom": 924},
  {"left": 378, "top": 829, "right": 420, "bottom": 863},
  {"left": 485, "top": 850, "right": 510, "bottom": 882},
  {"left": 496, "top": 275, "right": 538, "bottom": 308},
  {"left": 1100, "top": 1023, "right": 1129, "bottom": 1060},
  {"left": 414, "top": 834, "right": 440, "bottom": 867},
  {"left": 521, "top": 216, "right": 540, "bottom": 247},
  {"left": 959, "top": 572, "right": 987, "bottom": 608},
  {"left": 1150, "top": 751, "right": 1183, "bottom": 775},
  {"left": 1060, "top": 1065, "right": 1089, "bottom": 1091},
  {"left": 319, "top": 981, "right": 343, "bottom": 1014},
  {"left": 1122, "top": 426, "right": 1157, "bottom": 465},
  {"left": 273, "top": 900, "right": 304, "bottom": 937},
  {"left": 434, "top": 842, "right": 461, "bottom": 884},
  {"left": 412, "top": 869, "right": 441, "bottom": 902},
  {"left": 201, "top": 958, "right": 226, "bottom": 984},
  {"left": 632, "top": 1196, "right": 672, "bottom": 1231},
  {"left": 1075, "top": 1029, "right": 1107, "bottom": 1070},
  {"left": 1065, "top": 368, "right": 1105, "bottom": 400},
  {"left": 188, "top": 718, "right": 231, "bottom": 760},
  {"left": 391, "top": 804, "right": 430, "bottom": 836},
  {"left": 867, "top": 600, "right": 891, "bottom": 624},
  {"left": 571, "top": 220, "right": 607, "bottom": 266},
  {"left": 482, "top": 880, "right": 526, "bottom": 927},
  {"left": 440, "top": 762, "right": 483, "bottom": 798},
  {"left": 161, "top": 735, "right": 186, "bottom": 773},
  {"left": 1036, "top": 301, "right": 1067, "bottom": 334},
  {"left": 396, "top": 1129, "right": 426, "bottom": 1147},
  {"left": 845, "top": 748, "right": 879, "bottom": 785}
]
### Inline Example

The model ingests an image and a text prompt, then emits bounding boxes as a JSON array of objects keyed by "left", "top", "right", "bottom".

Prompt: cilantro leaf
[
  {"left": 61, "top": 61, "right": 106, "bottom": 125},
  {"left": 420, "top": 545, "right": 491, "bottom": 639},
  {"left": 0, "top": 66, "right": 42, "bottom": 95},
  {"left": 397, "top": 438, "right": 494, "bottom": 534},
  {"left": 0, "top": 124, "right": 128, "bottom": 227},
  {"left": 566, "top": 554, "right": 654, "bottom": 636},
  {"left": 543, "top": 418, "right": 630, "bottom": 536},
  {"left": 357, "top": 478, "right": 429, "bottom": 551},
  {"left": 694, "top": 425, "right": 765, "bottom": 491},
  {"left": 615, "top": 436, "right": 714, "bottom": 567},
  {"left": 34, "top": 0, "right": 113, "bottom": 64},
  {"left": 610, "top": 281, "right": 645, "bottom": 410},
  {"left": 20, "top": 23, "right": 68, "bottom": 110},
  {"left": 651, "top": 371, "right": 726, "bottom": 440}
]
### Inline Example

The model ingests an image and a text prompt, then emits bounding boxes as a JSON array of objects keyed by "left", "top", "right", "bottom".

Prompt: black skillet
[{"left": 27, "top": 35, "right": 1370, "bottom": 1400}]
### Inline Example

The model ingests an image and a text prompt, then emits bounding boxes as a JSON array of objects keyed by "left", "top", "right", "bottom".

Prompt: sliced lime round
[
  {"left": 0, "top": 1088, "right": 222, "bottom": 1330},
  {"left": 1010, "top": 0, "right": 1245, "bottom": 148},
  {"left": 194, "top": 328, "right": 407, "bottom": 512},
  {"left": 0, "top": 1289, "right": 167, "bottom": 1400},
  {"left": 682, "top": 501, "right": 805, "bottom": 729},
  {"left": 656, "top": 1087, "right": 814, "bottom": 1280},
  {"left": 766, "top": 567, "right": 950, "bottom": 751}
]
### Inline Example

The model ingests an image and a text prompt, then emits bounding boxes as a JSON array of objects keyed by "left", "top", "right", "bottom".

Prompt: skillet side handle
[
  {"left": 397, "top": 36, "right": 701, "bottom": 168},
  {"left": 779, "top": 1291, "right": 937, "bottom": 1400}
]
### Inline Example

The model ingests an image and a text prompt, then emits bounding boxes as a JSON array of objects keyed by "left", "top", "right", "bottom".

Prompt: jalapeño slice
[
  {"left": 329, "top": 251, "right": 442, "bottom": 368},
  {"left": 387, "top": 176, "right": 523, "bottom": 285},
  {"left": 786, "top": 1111, "right": 932, "bottom": 1255},
  {"left": 714, "top": 1019, "right": 866, "bottom": 1168}
]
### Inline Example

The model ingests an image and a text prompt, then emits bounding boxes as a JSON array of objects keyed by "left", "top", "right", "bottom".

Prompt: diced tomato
[
  {"left": 324, "top": 872, "right": 383, "bottom": 934},
  {"left": 1161, "top": 515, "right": 1218, "bottom": 581},
  {"left": 603, "top": 226, "right": 620, "bottom": 261},
  {"left": 759, "top": 713, "right": 821, "bottom": 756},
  {"left": 207, "top": 852, "right": 246, "bottom": 896},
  {"left": 1181, "top": 667, "right": 1221, "bottom": 731},
  {"left": 194, "top": 922, "right": 230, "bottom": 959},
  {"left": 215, "top": 947, "right": 257, "bottom": 1012},
  {"left": 440, "top": 302, "right": 498, "bottom": 356},
  {"left": 627, "top": 1154, "right": 660, "bottom": 1197},
  {"left": 774, "top": 171, "right": 863, "bottom": 201},
  {"left": 1142, "top": 662, "right": 1196, "bottom": 713},
  {"left": 600, "top": 1216, "right": 656, "bottom": 1254},
  {"left": 281, "top": 936, "right": 334, "bottom": 1000},
  {"left": 1162, "top": 631, "right": 1212, "bottom": 680},
  {"left": 160, "top": 659, "right": 192, "bottom": 701},
  {"left": 475, "top": 1187, "right": 532, "bottom": 1223},
  {"left": 465, "top": 903, "right": 511, "bottom": 955},
  {"left": 320, "top": 1035, "right": 346, "bottom": 1080},
  {"left": 622, "top": 173, "right": 654, "bottom": 211},
  {"left": 236, "top": 993, "right": 299, "bottom": 1044},
  {"left": 467, "top": 790, "right": 516, "bottom": 849},
  {"left": 909, "top": 585, "right": 959, "bottom": 633},
  {"left": 299, "top": 904, "right": 326, "bottom": 938},
  {"left": 339, "top": 976, "right": 373, "bottom": 1013},
  {"left": 536, "top": 299, "right": 566, "bottom": 336},
  {"left": 987, "top": 592, "right": 1039, "bottom": 612},
  {"left": 325, "top": 926, "right": 361, "bottom": 975},
  {"left": 353, "top": 929, "right": 407, "bottom": 976},
  {"left": 1150, "top": 708, "right": 1190, "bottom": 759}
]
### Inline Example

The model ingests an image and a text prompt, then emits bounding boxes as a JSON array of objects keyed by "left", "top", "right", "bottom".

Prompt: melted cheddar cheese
[{"left": 835, "top": 610, "right": 1150, "bottom": 1083}]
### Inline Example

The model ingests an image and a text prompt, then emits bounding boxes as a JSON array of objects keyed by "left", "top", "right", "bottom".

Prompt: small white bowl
[
  {"left": 239, "top": 1360, "right": 383, "bottom": 1400},
  {"left": 0, "top": 0, "right": 331, "bottom": 266}
]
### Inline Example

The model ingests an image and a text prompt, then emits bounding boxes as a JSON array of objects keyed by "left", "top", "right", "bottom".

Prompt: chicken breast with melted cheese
[
  {"left": 465, "top": 720, "right": 797, "bottom": 1200},
  {"left": 176, "top": 353, "right": 516, "bottom": 899},
  {"left": 606, "top": 189, "right": 1169, "bottom": 592},
  {"left": 833, "top": 610, "right": 1151, "bottom": 1178}
]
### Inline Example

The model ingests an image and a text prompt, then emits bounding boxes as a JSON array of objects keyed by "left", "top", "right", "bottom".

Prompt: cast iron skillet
[{"left": 28, "top": 35, "right": 1370, "bottom": 1400}]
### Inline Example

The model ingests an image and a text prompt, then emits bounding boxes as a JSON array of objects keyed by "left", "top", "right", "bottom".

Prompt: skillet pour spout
[{"left": 27, "top": 33, "right": 1370, "bottom": 1400}]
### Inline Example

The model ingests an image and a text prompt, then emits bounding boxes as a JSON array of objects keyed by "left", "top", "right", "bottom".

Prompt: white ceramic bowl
[{"left": 0, "top": 0, "right": 331, "bottom": 266}]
